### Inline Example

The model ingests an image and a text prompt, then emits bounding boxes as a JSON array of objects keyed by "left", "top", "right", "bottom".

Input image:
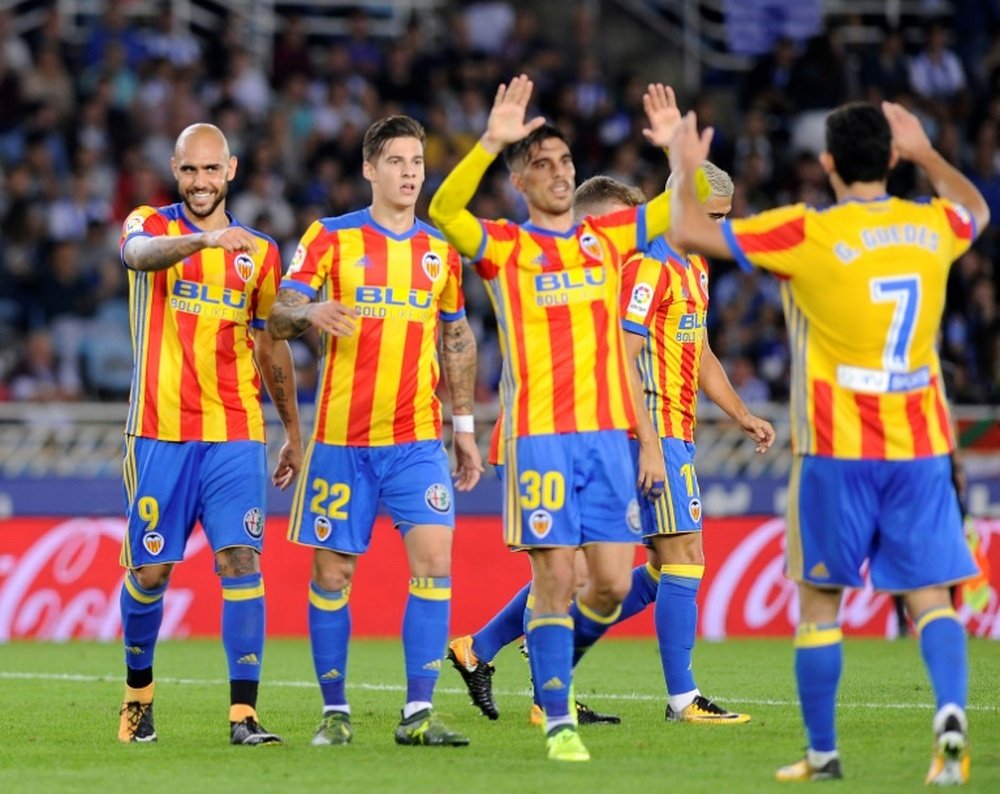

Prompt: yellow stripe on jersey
[{"left": 724, "top": 196, "right": 973, "bottom": 460}]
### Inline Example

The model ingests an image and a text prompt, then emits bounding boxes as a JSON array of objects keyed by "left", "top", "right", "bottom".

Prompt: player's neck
[
  {"left": 663, "top": 230, "right": 686, "bottom": 258},
  {"left": 181, "top": 203, "right": 230, "bottom": 231},
  {"left": 526, "top": 205, "right": 574, "bottom": 233},
  {"left": 369, "top": 201, "right": 416, "bottom": 234},
  {"left": 835, "top": 180, "right": 888, "bottom": 203}
]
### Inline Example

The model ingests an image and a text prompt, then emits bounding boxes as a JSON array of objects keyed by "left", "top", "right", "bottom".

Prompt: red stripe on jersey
[
  {"left": 393, "top": 322, "right": 424, "bottom": 444},
  {"left": 653, "top": 309, "right": 674, "bottom": 437},
  {"left": 855, "top": 393, "right": 886, "bottom": 458},
  {"left": 931, "top": 375, "right": 954, "bottom": 449},
  {"left": 316, "top": 233, "right": 341, "bottom": 437},
  {"left": 905, "top": 392, "right": 932, "bottom": 457},
  {"left": 345, "top": 227, "right": 387, "bottom": 445},
  {"left": 813, "top": 380, "right": 834, "bottom": 455},
  {"left": 504, "top": 236, "right": 532, "bottom": 437},
  {"left": 737, "top": 217, "right": 806, "bottom": 254},
  {"left": 142, "top": 271, "right": 167, "bottom": 436},
  {"left": 677, "top": 265, "right": 698, "bottom": 440},
  {"left": 942, "top": 205, "right": 973, "bottom": 240},
  {"left": 178, "top": 254, "right": 203, "bottom": 439},
  {"left": 539, "top": 236, "right": 576, "bottom": 434},
  {"left": 488, "top": 414, "right": 503, "bottom": 466},
  {"left": 219, "top": 251, "right": 248, "bottom": 439},
  {"left": 590, "top": 294, "right": 614, "bottom": 429}
]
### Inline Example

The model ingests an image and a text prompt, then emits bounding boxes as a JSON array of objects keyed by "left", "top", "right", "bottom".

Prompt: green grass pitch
[{"left": 0, "top": 637, "right": 997, "bottom": 793}]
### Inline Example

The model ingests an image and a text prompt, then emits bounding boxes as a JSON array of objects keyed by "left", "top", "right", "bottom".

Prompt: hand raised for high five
[
  {"left": 481, "top": 74, "right": 547, "bottom": 155},
  {"left": 667, "top": 111, "right": 715, "bottom": 177},
  {"left": 642, "top": 83, "right": 683, "bottom": 150}
]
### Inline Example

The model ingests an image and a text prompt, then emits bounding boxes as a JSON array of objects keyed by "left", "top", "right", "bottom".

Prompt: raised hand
[
  {"left": 481, "top": 74, "right": 547, "bottom": 153},
  {"left": 642, "top": 83, "right": 683, "bottom": 149},
  {"left": 882, "top": 100, "right": 933, "bottom": 164},
  {"left": 667, "top": 111, "right": 714, "bottom": 177}
]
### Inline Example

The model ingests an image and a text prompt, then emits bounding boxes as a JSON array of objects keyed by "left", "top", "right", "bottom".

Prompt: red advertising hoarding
[{"left": 1, "top": 516, "right": 997, "bottom": 641}]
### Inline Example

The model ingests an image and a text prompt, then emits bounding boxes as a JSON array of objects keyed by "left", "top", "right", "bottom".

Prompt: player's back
[{"left": 771, "top": 196, "right": 973, "bottom": 459}]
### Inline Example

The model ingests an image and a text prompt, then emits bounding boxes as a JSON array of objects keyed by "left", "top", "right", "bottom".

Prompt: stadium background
[{"left": 0, "top": 0, "right": 997, "bottom": 642}]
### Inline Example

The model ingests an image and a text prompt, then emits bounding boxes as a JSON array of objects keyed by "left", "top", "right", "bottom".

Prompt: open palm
[
  {"left": 642, "top": 83, "right": 683, "bottom": 149},
  {"left": 485, "top": 74, "right": 546, "bottom": 147}
]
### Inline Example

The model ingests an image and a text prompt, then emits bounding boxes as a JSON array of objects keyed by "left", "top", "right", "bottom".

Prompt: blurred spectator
[
  {"left": 8, "top": 328, "right": 80, "bottom": 402},
  {"left": 860, "top": 28, "right": 911, "bottom": 102},
  {"left": 909, "top": 21, "right": 967, "bottom": 105},
  {"left": 0, "top": 9, "right": 31, "bottom": 74}
]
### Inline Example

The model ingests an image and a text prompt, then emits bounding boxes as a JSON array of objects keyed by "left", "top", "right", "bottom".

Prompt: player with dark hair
[
  {"left": 268, "top": 115, "right": 482, "bottom": 748},
  {"left": 117, "top": 123, "right": 302, "bottom": 746},
  {"left": 430, "top": 77, "right": 700, "bottom": 762},
  {"left": 667, "top": 100, "right": 989, "bottom": 784}
]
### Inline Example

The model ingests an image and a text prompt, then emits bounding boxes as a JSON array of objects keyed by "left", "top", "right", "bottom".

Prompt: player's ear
[
  {"left": 227, "top": 155, "right": 238, "bottom": 182},
  {"left": 510, "top": 170, "right": 523, "bottom": 193},
  {"left": 362, "top": 159, "right": 376, "bottom": 182},
  {"left": 818, "top": 151, "right": 835, "bottom": 177}
]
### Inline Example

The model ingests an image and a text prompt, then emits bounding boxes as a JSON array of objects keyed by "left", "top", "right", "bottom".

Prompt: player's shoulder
[
  {"left": 123, "top": 202, "right": 177, "bottom": 228},
  {"left": 482, "top": 217, "right": 522, "bottom": 240},
  {"left": 316, "top": 208, "right": 371, "bottom": 235},
  {"left": 232, "top": 218, "right": 280, "bottom": 253}
]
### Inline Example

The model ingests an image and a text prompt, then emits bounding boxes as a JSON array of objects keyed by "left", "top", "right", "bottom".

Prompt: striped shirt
[
  {"left": 722, "top": 196, "right": 975, "bottom": 459},
  {"left": 472, "top": 208, "right": 648, "bottom": 439},
  {"left": 120, "top": 204, "right": 280, "bottom": 442},
  {"left": 282, "top": 208, "right": 464, "bottom": 446},
  {"left": 621, "top": 239, "right": 710, "bottom": 441}
]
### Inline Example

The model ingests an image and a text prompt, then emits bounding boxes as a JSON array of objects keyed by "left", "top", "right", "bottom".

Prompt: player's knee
[
  {"left": 312, "top": 551, "right": 355, "bottom": 592},
  {"left": 660, "top": 532, "right": 704, "bottom": 565},
  {"left": 586, "top": 577, "right": 631, "bottom": 611},
  {"left": 132, "top": 564, "right": 172, "bottom": 589}
]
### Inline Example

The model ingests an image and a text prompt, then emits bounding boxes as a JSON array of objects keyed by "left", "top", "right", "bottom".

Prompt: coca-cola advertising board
[{"left": 1, "top": 516, "right": 997, "bottom": 641}]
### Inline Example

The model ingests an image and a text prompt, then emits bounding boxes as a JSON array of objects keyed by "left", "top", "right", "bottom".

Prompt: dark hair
[
  {"left": 573, "top": 176, "right": 645, "bottom": 217},
  {"left": 825, "top": 102, "right": 892, "bottom": 185},
  {"left": 362, "top": 115, "right": 425, "bottom": 162},
  {"left": 501, "top": 124, "right": 570, "bottom": 171}
]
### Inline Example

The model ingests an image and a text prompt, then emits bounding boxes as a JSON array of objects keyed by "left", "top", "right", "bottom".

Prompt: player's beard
[{"left": 183, "top": 181, "right": 228, "bottom": 219}]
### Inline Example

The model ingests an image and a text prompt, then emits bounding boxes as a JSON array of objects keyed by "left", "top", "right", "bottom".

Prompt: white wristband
[{"left": 452, "top": 414, "right": 475, "bottom": 433}]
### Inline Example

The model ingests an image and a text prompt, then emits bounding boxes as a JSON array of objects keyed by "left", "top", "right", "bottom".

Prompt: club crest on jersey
[
  {"left": 421, "top": 251, "right": 443, "bottom": 281},
  {"left": 234, "top": 253, "right": 255, "bottom": 283},
  {"left": 291, "top": 243, "right": 306, "bottom": 270},
  {"left": 688, "top": 498, "right": 702, "bottom": 523},
  {"left": 314, "top": 516, "right": 332, "bottom": 543},
  {"left": 529, "top": 509, "right": 553, "bottom": 539},
  {"left": 699, "top": 271, "right": 708, "bottom": 291},
  {"left": 627, "top": 282, "right": 653, "bottom": 316},
  {"left": 425, "top": 483, "right": 451, "bottom": 513},
  {"left": 243, "top": 507, "right": 264, "bottom": 539},
  {"left": 142, "top": 532, "right": 165, "bottom": 556},
  {"left": 124, "top": 212, "right": 146, "bottom": 236},
  {"left": 626, "top": 499, "right": 642, "bottom": 533},
  {"left": 579, "top": 233, "right": 603, "bottom": 261}
]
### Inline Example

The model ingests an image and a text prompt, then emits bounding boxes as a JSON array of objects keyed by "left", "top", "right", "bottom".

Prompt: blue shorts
[
  {"left": 502, "top": 430, "right": 640, "bottom": 548},
  {"left": 630, "top": 438, "right": 703, "bottom": 538},
  {"left": 121, "top": 436, "right": 267, "bottom": 568},
  {"left": 287, "top": 439, "right": 455, "bottom": 554},
  {"left": 786, "top": 454, "right": 977, "bottom": 592}
]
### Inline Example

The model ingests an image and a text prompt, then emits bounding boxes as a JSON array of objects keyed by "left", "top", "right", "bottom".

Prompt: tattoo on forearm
[
  {"left": 266, "top": 289, "right": 312, "bottom": 339},
  {"left": 441, "top": 319, "right": 477, "bottom": 415},
  {"left": 127, "top": 235, "right": 204, "bottom": 272},
  {"left": 270, "top": 363, "right": 294, "bottom": 427}
]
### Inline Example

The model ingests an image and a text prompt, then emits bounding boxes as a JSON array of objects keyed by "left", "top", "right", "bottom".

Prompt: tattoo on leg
[{"left": 218, "top": 546, "right": 259, "bottom": 577}]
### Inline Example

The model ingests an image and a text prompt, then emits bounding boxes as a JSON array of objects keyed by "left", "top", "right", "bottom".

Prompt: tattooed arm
[
  {"left": 253, "top": 328, "right": 303, "bottom": 490},
  {"left": 266, "top": 287, "right": 358, "bottom": 340},
  {"left": 441, "top": 317, "right": 483, "bottom": 490},
  {"left": 123, "top": 226, "right": 260, "bottom": 272}
]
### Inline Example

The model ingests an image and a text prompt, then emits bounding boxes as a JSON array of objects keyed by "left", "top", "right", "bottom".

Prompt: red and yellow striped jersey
[
  {"left": 473, "top": 207, "right": 648, "bottom": 439},
  {"left": 282, "top": 208, "right": 464, "bottom": 446},
  {"left": 120, "top": 204, "right": 281, "bottom": 442},
  {"left": 722, "top": 195, "right": 976, "bottom": 459},
  {"left": 620, "top": 238, "right": 709, "bottom": 442}
]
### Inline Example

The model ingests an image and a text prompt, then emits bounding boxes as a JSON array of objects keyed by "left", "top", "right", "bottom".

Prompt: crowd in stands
[{"left": 0, "top": 0, "right": 997, "bottom": 406}]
